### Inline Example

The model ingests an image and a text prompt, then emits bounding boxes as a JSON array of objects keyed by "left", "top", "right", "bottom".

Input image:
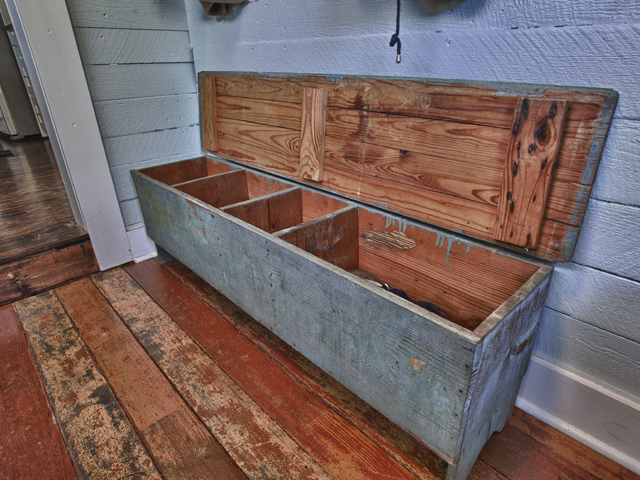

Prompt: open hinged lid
[{"left": 198, "top": 72, "right": 617, "bottom": 262}]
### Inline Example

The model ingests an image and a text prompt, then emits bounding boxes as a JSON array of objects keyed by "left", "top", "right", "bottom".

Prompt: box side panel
[
  {"left": 133, "top": 172, "right": 477, "bottom": 462},
  {"left": 447, "top": 268, "right": 552, "bottom": 480}
]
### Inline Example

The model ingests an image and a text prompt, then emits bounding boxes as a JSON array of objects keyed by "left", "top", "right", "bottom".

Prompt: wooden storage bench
[{"left": 132, "top": 73, "right": 617, "bottom": 480}]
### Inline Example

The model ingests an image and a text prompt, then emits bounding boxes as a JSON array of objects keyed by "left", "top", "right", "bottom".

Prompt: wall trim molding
[
  {"left": 517, "top": 355, "right": 640, "bottom": 475},
  {"left": 6, "top": 0, "right": 133, "bottom": 270},
  {"left": 127, "top": 224, "right": 157, "bottom": 263}
]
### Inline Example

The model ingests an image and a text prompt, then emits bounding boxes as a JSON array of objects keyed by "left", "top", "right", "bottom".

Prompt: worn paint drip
[
  {"left": 559, "top": 227, "right": 580, "bottom": 262},
  {"left": 569, "top": 186, "right": 590, "bottom": 226},
  {"left": 583, "top": 139, "right": 601, "bottom": 185},
  {"left": 435, "top": 233, "right": 472, "bottom": 266},
  {"left": 362, "top": 230, "right": 416, "bottom": 251}
]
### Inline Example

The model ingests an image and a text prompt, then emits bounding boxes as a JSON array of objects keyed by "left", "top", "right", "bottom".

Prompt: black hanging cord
[{"left": 389, "top": 0, "right": 401, "bottom": 63}]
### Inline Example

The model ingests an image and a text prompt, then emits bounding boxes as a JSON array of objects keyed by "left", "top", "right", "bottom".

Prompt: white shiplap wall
[
  {"left": 184, "top": 0, "right": 640, "bottom": 471},
  {"left": 65, "top": 0, "right": 201, "bottom": 230}
]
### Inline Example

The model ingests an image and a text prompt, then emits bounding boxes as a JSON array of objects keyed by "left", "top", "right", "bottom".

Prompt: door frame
[{"left": 4, "top": 0, "right": 133, "bottom": 269}]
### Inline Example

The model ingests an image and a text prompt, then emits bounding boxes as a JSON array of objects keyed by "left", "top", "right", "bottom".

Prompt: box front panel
[{"left": 133, "top": 171, "right": 478, "bottom": 462}]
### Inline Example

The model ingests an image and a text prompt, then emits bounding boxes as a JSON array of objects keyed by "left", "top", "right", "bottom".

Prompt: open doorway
[{"left": 0, "top": 2, "right": 98, "bottom": 303}]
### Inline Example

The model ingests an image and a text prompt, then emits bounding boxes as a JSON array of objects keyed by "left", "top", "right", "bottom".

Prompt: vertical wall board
[
  {"left": 84, "top": 64, "right": 197, "bottom": 102},
  {"left": 66, "top": 0, "right": 189, "bottom": 30},
  {"left": 74, "top": 28, "right": 193, "bottom": 65},
  {"left": 103, "top": 126, "right": 201, "bottom": 169},
  {"left": 546, "top": 263, "right": 640, "bottom": 345},
  {"left": 572, "top": 199, "right": 640, "bottom": 281},
  {"left": 93, "top": 94, "right": 199, "bottom": 139},
  {"left": 592, "top": 118, "right": 640, "bottom": 207},
  {"left": 7, "top": 0, "right": 132, "bottom": 270},
  {"left": 534, "top": 307, "right": 640, "bottom": 403}
]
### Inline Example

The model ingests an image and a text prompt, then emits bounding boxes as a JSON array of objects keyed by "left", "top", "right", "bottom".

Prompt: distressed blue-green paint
[
  {"left": 559, "top": 227, "right": 581, "bottom": 262},
  {"left": 569, "top": 186, "right": 590, "bottom": 226}
]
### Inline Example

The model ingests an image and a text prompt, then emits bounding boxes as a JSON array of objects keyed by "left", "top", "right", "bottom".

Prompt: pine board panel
[
  {"left": 480, "top": 424, "right": 599, "bottom": 480},
  {"left": 124, "top": 260, "right": 422, "bottom": 479},
  {"left": 55, "top": 279, "right": 245, "bottom": 480},
  {"left": 74, "top": 28, "right": 193, "bottom": 65},
  {"left": 218, "top": 95, "right": 302, "bottom": 130},
  {"left": 534, "top": 307, "right": 640, "bottom": 403},
  {"left": 546, "top": 262, "right": 640, "bottom": 344},
  {"left": 84, "top": 64, "right": 196, "bottom": 101},
  {"left": 0, "top": 304, "right": 76, "bottom": 480},
  {"left": 66, "top": 0, "right": 189, "bottom": 30},
  {"left": 508, "top": 408, "right": 640, "bottom": 480},
  {"left": 14, "top": 292, "right": 160, "bottom": 480},
  {"left": 572, "top": 199, "right": 640, "bottom": 281},
  {"left": 103, "top": 126, "right": 201, "bottom": 168},
  {"left": 216, "top": 117, "right": 587, "bottom": 227},
  {"left": 324, "top": 136, "right": 501, "bottom": 206},
  {"left": 218, "top": 119, "right": 301, "bottom": 159},
  {"left": 0, "top": 241, "right": 99, "bottom": 304},
  {"left": 163, "top": 259, "right": 517, "bottom": 480},
  {"left": 94, "top": 94, "right": 199, "bottom": 139},
  {"left": 92, "top": 268, "right": 331, "bottom": 480}
]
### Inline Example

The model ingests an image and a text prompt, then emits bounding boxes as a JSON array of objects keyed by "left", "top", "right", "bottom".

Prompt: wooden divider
[
  {"left": 275, "top": 206, "right": 359, "bottom": 271},
  {"left": 174, "top": 170, "right": 249, "bottom": 208},
  {"left": 140, "top": 157, "right": 231, "bottom": 186},
  {"left": 222, "top": 187, "right": 303, "bottom": 233}
]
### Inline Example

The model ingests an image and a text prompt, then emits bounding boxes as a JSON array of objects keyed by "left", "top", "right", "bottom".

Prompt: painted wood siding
[
  {"left": 66, "top": 0, "right": 200, "bottom": 227},
  {"left": 184, "top": 0, "right": 640, "bottom": 464}
]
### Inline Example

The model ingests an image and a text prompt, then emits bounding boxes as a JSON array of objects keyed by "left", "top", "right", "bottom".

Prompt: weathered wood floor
[
  {"left": 0, "top": 136, "right": 98, "bottom": 304},
  {"left": 1, "top": 258, "right": 636, "bottom": 480}
]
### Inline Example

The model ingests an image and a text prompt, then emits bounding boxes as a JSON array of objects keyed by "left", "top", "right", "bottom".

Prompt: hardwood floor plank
[
  {"left": 55, "top": 278, "right": 245, "bottom": 480},
  {"left": 162, "top": 259, "right": 509, "bottom": 480},
  {"left": 0, "top": 241, "right": 99, "bottom": 304},
  {"left": 0, "top": 304, "right": 76, "bottom": 480},
  {"left": 479, "top": 424, "right": 599, "bottom": 480},
  {"left": 0, "top": 138, "right": 87, "bottom": 265},
  {"left": 125, "top": 259, "right": 421, "bottom": 480},
  {"left": 13, "top": 292, "right": 160, "bottom": 480},
  {"left": 93, "top": 268, "right": 331, "bottom": 480},
  {"left": 508, "top": 408, "right": 640, "bottom": 480}
]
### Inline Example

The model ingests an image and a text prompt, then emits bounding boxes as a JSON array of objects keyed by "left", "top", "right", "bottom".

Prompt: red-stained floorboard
[
  {"left": 2, "top": 258, "right": 638, "bottom": 480},
  {"left": 0, "top": 304, "right": 76, "bottom": 480}
]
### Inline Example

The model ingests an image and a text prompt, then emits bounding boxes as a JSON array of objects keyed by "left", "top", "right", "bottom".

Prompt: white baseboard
[
  {"left": 517, "top": 355, "right": 640, "bottom": 475},
  {"left": 126, "top": 224, "right": 157, "bottom": 263}
]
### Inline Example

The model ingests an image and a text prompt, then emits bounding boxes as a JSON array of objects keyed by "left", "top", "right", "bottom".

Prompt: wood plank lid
[{"left": 199, "top": 72, "right": 617, "bottom": 262}]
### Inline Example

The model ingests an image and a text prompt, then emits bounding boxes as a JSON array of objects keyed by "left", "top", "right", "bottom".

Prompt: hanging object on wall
[
  {"left": 389, "top": 0, "right": 402, "bottom": 63},
  {"left": 200, "top": 0, "right": 246, "bottom": 17}
]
